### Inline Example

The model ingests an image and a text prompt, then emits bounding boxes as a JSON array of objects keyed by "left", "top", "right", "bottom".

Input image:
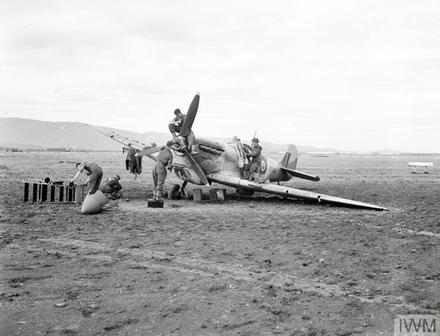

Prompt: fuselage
[{"left": 171, "top": 136, "right": 278, "bottom": 186}]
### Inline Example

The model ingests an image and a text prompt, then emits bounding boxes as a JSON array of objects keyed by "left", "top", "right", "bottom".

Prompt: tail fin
[
  {"left": 270, "top": 144, "right": 319, "bottom": 182},
  {"left": 279, "top": 144, "right": 298, "bottom": 169}
]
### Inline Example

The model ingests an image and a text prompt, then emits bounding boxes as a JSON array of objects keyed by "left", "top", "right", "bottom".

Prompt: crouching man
[{"left": 100, "top": 175, "right": 122, "bottom": 199}]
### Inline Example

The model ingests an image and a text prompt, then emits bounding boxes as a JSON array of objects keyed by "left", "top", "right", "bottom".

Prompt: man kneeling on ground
[{"left": 100, "top": 175, "right": 122, "bottom": 199}]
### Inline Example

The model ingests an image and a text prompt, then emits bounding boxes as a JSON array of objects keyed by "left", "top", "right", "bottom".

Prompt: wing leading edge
[
  {"left": 90, "top": 125, "right": 157, "bottom": 162},
  {"left": 91, "top": 125, "right": 145, "bottom": 150},
  {"left": 208, "top": 173, "right": 386, "bottom": 211}
]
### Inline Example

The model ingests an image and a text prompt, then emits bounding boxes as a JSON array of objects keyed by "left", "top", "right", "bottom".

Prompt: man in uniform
[
  {"left": 125, "top": 143, "right": 140, "bottom": 180},
  {"left": 231, "top": 136, "right": 249, "bottom": 178},
  {"left": 168, "top": 108, "right": 198, "bottom": 154},
  {"left": 152, "top": 141, "right": 174, "bottom": 199},
  {"left": 70, "top": 162, "right": 103, "bottom": 195},
  {"left": 100, "top": 175, "right": 122, "bottom": 199},
  {"left": 168, "top": 109, "right": 186, "bottom": 137},
  {"left": 247, "top": 138, "right": 263, "bottom": 179}
]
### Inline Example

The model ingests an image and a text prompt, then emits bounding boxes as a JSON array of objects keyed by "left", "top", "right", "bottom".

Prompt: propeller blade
[
  {"left": 182, "top": 148, "right": 209, "bottom": 185},
  {"left": 180, "top": 93, "right": 199, "bottom": 137}
]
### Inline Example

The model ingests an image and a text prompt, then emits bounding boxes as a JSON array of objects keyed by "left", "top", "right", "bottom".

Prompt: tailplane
[{"left": 268, "top": 144, "right": 320, "bottom": 182}]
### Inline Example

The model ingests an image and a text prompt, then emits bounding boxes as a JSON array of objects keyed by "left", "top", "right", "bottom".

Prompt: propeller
[
  {"left": 182, "top": 148, "right": 209, "bottom": 185},
  {"left": 180, "top": 93, "right": 199, "bottom": 137},
  {"left": 179, "top": 93, "right": 209, "bottom": 186},
  {"left": 137, "top": 93, "right": 208, "bottom": 186}
]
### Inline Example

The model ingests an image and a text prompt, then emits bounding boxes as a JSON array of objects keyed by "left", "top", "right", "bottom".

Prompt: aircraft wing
[
  {"left": 90, "top": 125, "right": 157, "bottom": 161},
  {"left": 90, "top": 125, "right": 145, "bottom": 150},
  {"left": 208, "top": 173, "right": 386, "bottom": 211}
]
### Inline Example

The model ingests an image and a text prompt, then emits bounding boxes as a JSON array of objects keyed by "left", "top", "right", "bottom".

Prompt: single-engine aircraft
[{"left": 94, "top": 93, "right": 386, "bottom": 210}]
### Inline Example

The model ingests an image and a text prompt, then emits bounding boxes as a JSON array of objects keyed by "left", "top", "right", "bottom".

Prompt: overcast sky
[{"left": 1, "top": 0, "right": 439, "bottom": 152}]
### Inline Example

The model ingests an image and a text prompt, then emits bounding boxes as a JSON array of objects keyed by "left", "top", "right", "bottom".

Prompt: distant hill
[
  {"left": 0, "top": 117, "right": 353, "bottom": 153},
  {"left": 0, "top": 118, "right": 165, "bottom": 151}
]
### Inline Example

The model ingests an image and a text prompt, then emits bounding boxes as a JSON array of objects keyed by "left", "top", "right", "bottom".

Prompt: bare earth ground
[{"left": 0, "top": 151, "right": 439, "bottom": 336}]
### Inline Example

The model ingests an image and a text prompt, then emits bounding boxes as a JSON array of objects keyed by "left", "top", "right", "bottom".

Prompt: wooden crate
[
  {"left": 193, "top": 188, "right": 203, "bottom": 202},
  {"left": 209, "top": 188, "right": 226, "bottom": 202}
]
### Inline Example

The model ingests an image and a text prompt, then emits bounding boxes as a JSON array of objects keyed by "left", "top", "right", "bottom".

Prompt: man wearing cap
[
  {"left": 100, "top": 175, "right": 122, "bottom": 199},
  {"left": 167, "top": 108, "right": 199, "bottom": 154},
  {"left": 152, "top": 141, "right": 174, "bottom": 199},
  {"left": 168, "top": 109, "right": 186, "bottom": 137},
  {"left": 70, "top": 162, "right": 103, "bottom": 195},
  {"left": 247, "top": 138, "right": 263, "bottom": 178}
]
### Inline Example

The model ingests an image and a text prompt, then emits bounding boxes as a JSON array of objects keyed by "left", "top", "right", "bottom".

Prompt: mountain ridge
[{"left": 0, "top": 117, "right": 400, "bottom": 153}]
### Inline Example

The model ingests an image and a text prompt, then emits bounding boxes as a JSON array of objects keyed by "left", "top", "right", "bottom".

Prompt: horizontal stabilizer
[{"left": 281, "top": 167, "right": 320, "bottom": 182}]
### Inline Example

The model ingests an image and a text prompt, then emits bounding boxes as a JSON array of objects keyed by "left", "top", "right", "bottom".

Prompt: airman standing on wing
[
  {"left": 247, "top": 138, "right": 263, "bottom": 178},
  {"left": 168, "top": 109, "right": 186, "bottom": 138},
  {"left": 152, "top": 141, "right": 174, "bottom": 199}
]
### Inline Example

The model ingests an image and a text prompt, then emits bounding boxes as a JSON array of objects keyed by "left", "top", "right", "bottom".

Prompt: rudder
[{"left": 279, "top": 144, "right": 298, "bottom": 169}]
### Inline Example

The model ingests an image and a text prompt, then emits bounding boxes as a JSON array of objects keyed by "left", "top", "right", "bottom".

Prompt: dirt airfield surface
[{"left": 0, "top": 151, "right": 439, "bottom": 336}]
